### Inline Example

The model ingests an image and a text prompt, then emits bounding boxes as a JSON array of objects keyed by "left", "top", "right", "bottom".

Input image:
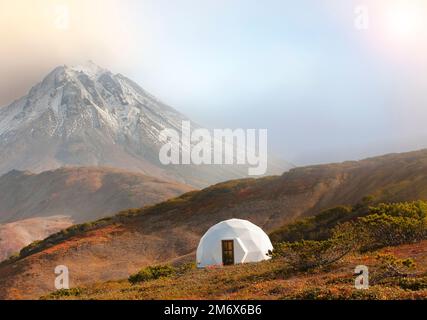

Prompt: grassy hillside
[
  {"left": 3, "top": 149, "right": 427, "bottom": 299},
  {"left": 43, "top": 201, "right": 427, "bottom": 300},
  {"left": 0, "top": 216, "right": 72, "bottom": 261},
  {"left": 0, "top": 166, "right": 193, "bottom": 263},
  {"left": 41, "top": 241, "right": 427, "bottom": 300},
  {"left": 0, "top": 166, "right": 193, "bottom": 224}
]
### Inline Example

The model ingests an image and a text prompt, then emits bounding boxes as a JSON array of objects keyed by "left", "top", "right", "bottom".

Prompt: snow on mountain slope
[{"left": 0, "top": 61, "right": 290, "bottom": 187}]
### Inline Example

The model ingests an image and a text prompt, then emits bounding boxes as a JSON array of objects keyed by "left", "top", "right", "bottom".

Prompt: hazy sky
[{"left": 1, "top": 0, "right": 427, "bottom": 165}]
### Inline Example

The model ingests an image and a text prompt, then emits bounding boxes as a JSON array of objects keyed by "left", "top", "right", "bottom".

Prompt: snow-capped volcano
[
  {"left": 0, "top": 61, "right": 186, "bottom": 146},
  {"left": 0, "top": 62, "right": 289, "bottom": 187}
]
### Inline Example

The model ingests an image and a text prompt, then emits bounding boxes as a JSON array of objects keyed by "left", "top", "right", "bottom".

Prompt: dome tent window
[{"left": 196, "top": 219, "right": 273, "bottom": 268}]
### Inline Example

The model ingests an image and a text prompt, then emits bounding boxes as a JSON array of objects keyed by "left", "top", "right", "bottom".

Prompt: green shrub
[
  {"left": 271, "top": 236, "right": 355, "bottom": 272},
  {"left": 341, "top": 201, "right": 427, "bottom": 251},
  {"left": 271, "top": 216, "right": 360, "bottom": 272},
  {"left": 271, "top": 201, "right": 427, "bottom": 250},
  {"left": 176, "top": 262, "right": 197, "bottom": 275},
  {"left": 397, "top": 277, "right": 427, "bottom": 291},
  {"left": 329, "top": 201, "right": 427, "bottom": 252},
  {"left": 358, "top": 214, "right": 426, "bottom": 250},
  {"left": 47, "top": 288, "right": 83, "bottom": 298},
  {"left": 19, "top": 240, "right": 43, "bottom": 256},
  {"left": 271, "top": 201, "right": 427, "bottom": 274},
  {"left": 270, "top": 206, "right": 353, "bottom": 243},
  {"left": 371, "top": 254, "right": 416, "bottom": 285},
  {"left": 128, "top": 265, "right": 176, "bottom": 284},
  {"left": 369, "top": 201, "right": 427, "bottom": 219}
]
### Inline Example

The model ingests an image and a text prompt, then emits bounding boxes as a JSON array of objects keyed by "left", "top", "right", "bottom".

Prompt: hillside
[
  {"left": 42, "top": 240, "right": 427, "bottom": 300},
  {"left": 42, "top": 200, "right": 427, "bottom": 300},
  {"left": 0, "top": 166, "right": 193, "bottom": 224},
  {"left": 0, "top": 216, "right": 72, "bottom": 262},
  {"left": 0, "top": 166, "right": 192, "bottom": 261},
  {"left": 2, "top": 148, "right": 427, "bottom": 299}
]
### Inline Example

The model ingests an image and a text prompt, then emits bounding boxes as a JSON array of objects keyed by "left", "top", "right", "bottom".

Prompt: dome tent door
[{"left": 222, "top": 240, "right": 234, "bottom": 265}]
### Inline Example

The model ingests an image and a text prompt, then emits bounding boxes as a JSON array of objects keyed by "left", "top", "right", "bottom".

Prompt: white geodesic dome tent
[{"left": 196, "top": 219, "right": 273, "bottom": 268}]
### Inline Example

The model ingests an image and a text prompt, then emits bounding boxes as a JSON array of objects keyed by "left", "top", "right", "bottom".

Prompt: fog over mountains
[{"left": 0, "top": 61, "right": 290, "bottom": 188}]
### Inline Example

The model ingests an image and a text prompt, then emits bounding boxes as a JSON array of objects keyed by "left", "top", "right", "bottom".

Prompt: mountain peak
[
  {"left": 65, "top": 60, "right": 106, "bottom": 78},
  {"left": 0, "top": 63, "right": 290, "bottom": 187}
]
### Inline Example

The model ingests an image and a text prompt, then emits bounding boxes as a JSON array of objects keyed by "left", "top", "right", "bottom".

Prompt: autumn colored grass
[{"left": 43, "top": 240, "right": 427, "bottom": 300}]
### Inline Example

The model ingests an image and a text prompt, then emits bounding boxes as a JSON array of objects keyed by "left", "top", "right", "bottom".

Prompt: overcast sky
[{"left": 1, "top": 0, "right": 427, "bottom": 165}]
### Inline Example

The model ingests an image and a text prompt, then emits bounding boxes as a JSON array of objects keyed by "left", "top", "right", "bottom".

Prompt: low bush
[
  {"left": 271, "top": 218, "right": 360, "bottom": 272},
  {"left": 331, "top": 201, "right": 427, "bottom": 252},
  {"left": 47, "top": 288, "right": 83, "bottom": 298},
  {"left": 272, "top": 201, "right": 427, "bottom": 253},
  {"left": 128, "top": 265, "right": 176, "bottom": 284},
  {"left": 271, "top": 201, "right": 427, "bottom": 272},
  {"left": 371, "top": 254, "right": 416, "bottom": 285},
  {"left": 397, "top": 277, "right": 427, "bottom": 291},
  {"left": 175, "top": 262, "right": 197, "bottom": 275},
  {"left": 271, "top": 238, "right": 354, "bottom": 272},
  {"left": 270, "top": 206, "right": 354, "bottom": 243}
]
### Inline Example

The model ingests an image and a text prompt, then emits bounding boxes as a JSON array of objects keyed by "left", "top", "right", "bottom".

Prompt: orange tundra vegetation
[
  {"left": 43, "top": 201, "right": 427, "bottom": 300},
  {"left": 3, "top": 149, "right": 427, "bottom": 300}
]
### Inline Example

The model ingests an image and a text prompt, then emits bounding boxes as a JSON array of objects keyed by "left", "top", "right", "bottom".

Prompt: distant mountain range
[
  {"left": 0, "top": 166, "right": 192, "bottom": 261},
  {"left": 0, "top": 62, "right": 290, "bottom": 188},
  {"left": 2, "top": 148, "right": 427, "bottom": 299},
  {"left": 0, "top": 166, "right": 193, "bottom": 224}
]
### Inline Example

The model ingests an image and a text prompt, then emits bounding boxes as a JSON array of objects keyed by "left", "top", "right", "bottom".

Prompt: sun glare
[{"left": 384, "top": 3, "right": 425, "bottom": 41}]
